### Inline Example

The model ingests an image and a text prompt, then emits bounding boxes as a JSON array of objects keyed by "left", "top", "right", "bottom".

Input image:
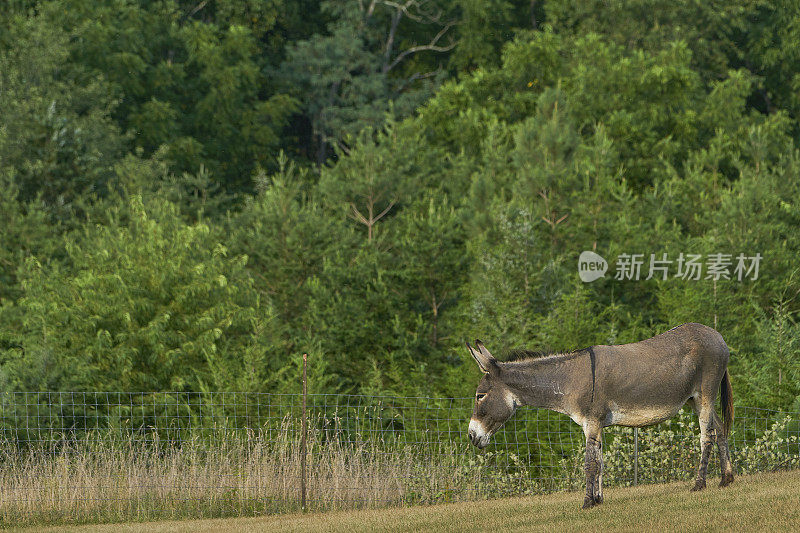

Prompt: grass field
[{"left": 15, "top": 469, "right": 800, "bottom": 533}]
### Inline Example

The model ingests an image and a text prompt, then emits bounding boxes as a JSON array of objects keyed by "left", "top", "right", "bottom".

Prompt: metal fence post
[
  {"left": 301, "top": 353, "right": 308, "bottom": 512},
  {"left": 634, "top": 427, "right": 639, "bottom": 486}
]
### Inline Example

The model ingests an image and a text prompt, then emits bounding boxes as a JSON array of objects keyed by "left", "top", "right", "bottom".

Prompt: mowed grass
[{"left": 16, "top": 469, "right": 800, "bottom": 533}]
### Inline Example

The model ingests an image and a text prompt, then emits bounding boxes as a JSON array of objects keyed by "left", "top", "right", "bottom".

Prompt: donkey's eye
[{"left": 476, "top": 393, "right": 486, "bottom": 401}]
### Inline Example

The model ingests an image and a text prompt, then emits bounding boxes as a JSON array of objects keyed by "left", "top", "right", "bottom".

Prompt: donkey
[{"left": 466, "top": 322, "right": 734, "bottom": 508}]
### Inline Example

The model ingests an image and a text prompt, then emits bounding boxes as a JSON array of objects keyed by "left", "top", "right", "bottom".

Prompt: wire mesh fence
[{"left": 0, "top": 391, "right": 798, "bottom": 526}]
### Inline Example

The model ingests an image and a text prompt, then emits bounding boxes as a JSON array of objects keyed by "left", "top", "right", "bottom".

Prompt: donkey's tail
[{"left": 720, "top": 370, "right": 733, "bottom": 437}]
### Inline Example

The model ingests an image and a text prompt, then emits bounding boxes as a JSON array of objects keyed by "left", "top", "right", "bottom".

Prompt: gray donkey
[{"left": 466, "top": 322, "right": 734, "bottom": 508}]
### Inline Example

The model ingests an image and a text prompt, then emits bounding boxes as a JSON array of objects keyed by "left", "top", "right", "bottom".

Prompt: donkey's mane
[{"left": 503, "top": 348, "right": 588, "bottom": 364}]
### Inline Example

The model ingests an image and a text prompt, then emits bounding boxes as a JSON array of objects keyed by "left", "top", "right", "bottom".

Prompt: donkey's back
[{"left": 605, "top": 322, "right": 728, "bottom": 365}]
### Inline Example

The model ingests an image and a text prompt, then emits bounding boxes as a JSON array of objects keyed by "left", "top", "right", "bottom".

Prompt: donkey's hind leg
[
  {"left": 711, "top": 411, "right": 735, "bottom": 487},
  {"left": 595, "top": 431, "right": 604, "bottom": 504},
  {"left": 691, "top": 399, "right": 716, "bottom": 492}
]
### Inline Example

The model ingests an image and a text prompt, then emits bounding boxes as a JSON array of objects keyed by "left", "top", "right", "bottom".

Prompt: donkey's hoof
[
  {"left": 691, "top": 480, "right": 706, "bottom": 492},
  {"left": 582, "top": 497, "right": 596, "bottom": 509},
  {"left": 594, "top": 494, "right": 604, "bottom": 505},
  {"left": 719, "top": 473, "right": 734, "bottom": 487}
]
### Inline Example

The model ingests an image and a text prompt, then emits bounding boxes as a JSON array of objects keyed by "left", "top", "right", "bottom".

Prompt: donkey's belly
[{"left": 605, "top": 402, "right": 683, "bottom": 427}]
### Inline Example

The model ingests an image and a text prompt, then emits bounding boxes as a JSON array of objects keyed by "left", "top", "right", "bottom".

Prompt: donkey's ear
[
  {"left": 467, "top": 339, "right": 497, "bottom": 374},
  {"left": 475, "top": 339, "right": 494, "bottom": 359}
]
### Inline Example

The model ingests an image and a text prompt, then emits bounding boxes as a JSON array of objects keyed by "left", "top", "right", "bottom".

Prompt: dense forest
[{"left": 1, "top": 0, "right": 800, "bottom": 411}]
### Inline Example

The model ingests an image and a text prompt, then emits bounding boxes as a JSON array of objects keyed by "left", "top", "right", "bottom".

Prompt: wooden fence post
[{"left": 301, "top": 353, "right": 308, "bottom": 511}]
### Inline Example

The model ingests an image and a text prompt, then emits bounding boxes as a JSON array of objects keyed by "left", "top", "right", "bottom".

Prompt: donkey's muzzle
[{"left": 468, "top": 419, "right": 490, "bottom": 448}]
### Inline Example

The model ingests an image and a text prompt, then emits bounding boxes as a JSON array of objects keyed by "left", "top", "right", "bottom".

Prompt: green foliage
[
  {"left": 232, "top": 153, "right": 335, "bottom": 329},
  {"left": 0, "top": 10, "right": 127, "bottom": 218},
  {"left": 741, "top": 300, "right": 800, "bottom": 408},
  {"left": 279, "top": 0, "right": 453, "bottom": 164},
  {"left": 463, "top": 206, "right": 552, "bottom": 351},
  {"left": 0, "top": 195, "right": 280, "bottom": 392},
  {"left": 734, "top": 415, "right": 800, "bottom": 474},
  {"left": 739, "top": 0, "right": 800, "bottom": 119},
  {"left": 541, "top": 0, "right": 750, "bottom": 83},
  {"left": 33, "top": 0, "right": 297, "bottom": 193},
  {"left": 420, "top": 30, "right": 726, "bottom": 189},
  {"left": 3, "top": 0, "right": 800, "bottom": 408},
  {"left": 449, "top": 0, "right": 518, "bottom": 70},
  {"left": 396, "top": 198, "right": 468, "bottom": 348},
  {"left": 318, "top": 128, "right": 406, "bottom": 242},
  {"left": 0, "top": 173, "right": 57, "bottom": 304}
]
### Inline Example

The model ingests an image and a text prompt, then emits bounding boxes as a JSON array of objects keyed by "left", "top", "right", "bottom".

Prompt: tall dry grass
[
  {"left": 0, "top": 416, "right": 485, "bottom": 528},
  {"left": 6, "top": 409, "right": 794, "bottom": 529}
]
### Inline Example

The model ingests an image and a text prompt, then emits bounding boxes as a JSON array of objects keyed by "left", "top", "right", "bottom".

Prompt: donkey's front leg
[{"left": 582, "top": 423, "right": 603, "bottom": 509}]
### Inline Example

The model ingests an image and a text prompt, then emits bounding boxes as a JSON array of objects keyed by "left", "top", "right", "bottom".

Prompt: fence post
[
  {"left": 634, "top": 427, "right": 639, "bottom": 486},
  {"left": 301, "top": 353, "right": 308, "bottom": 512}
]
